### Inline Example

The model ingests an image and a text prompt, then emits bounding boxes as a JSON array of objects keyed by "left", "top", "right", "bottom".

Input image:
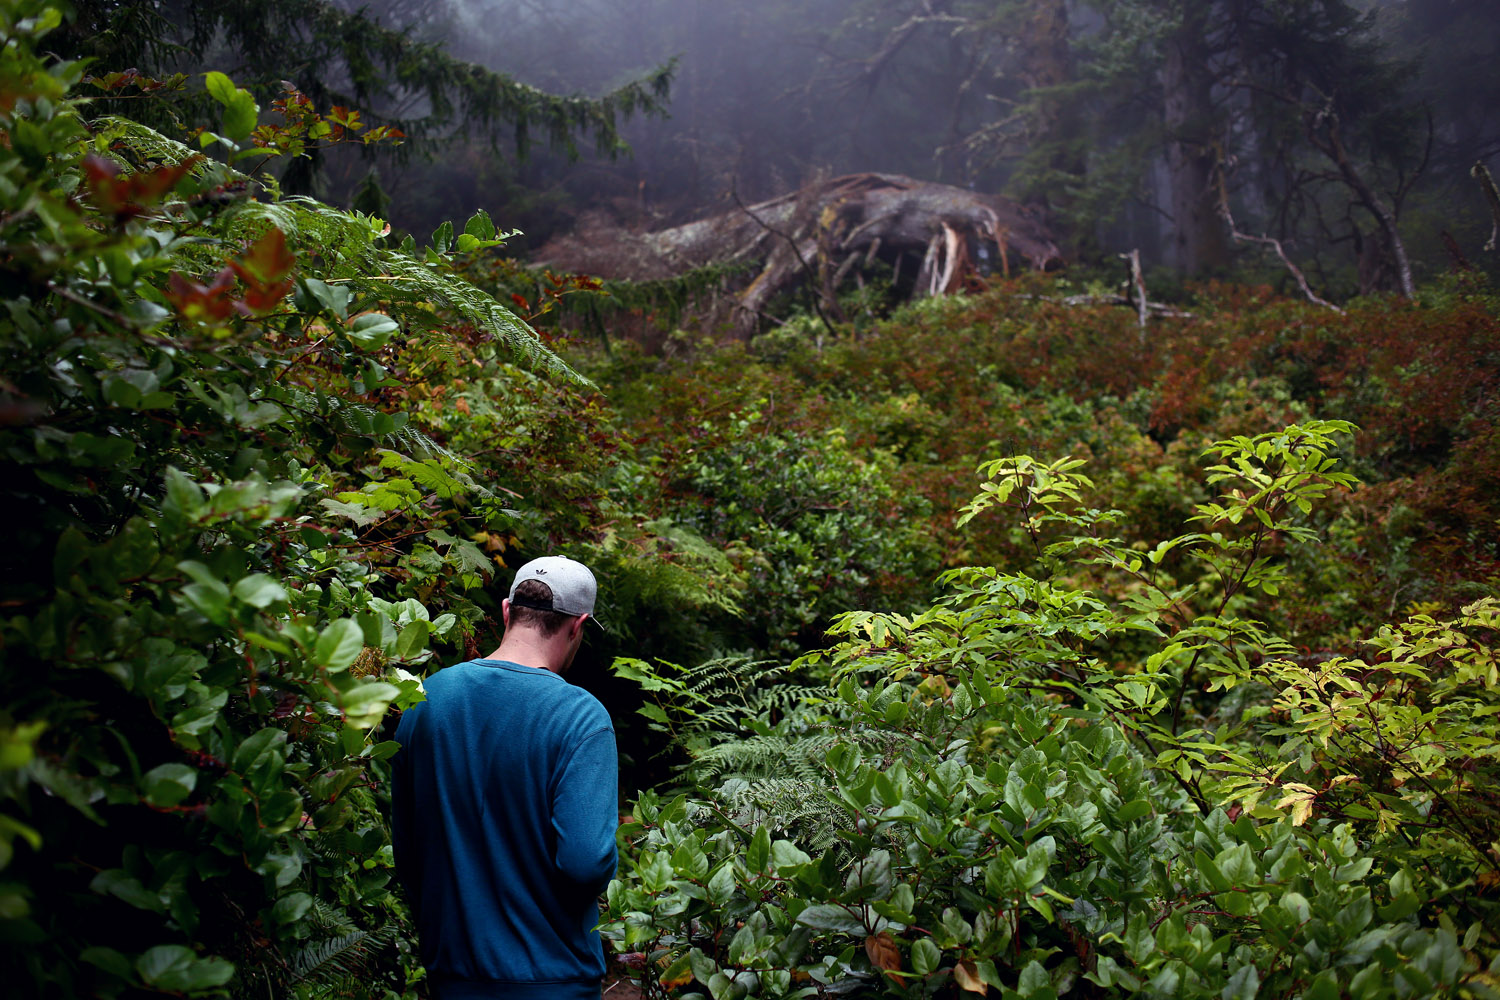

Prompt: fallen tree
[{"left": 533, "top": 172, "right": 1063, "bottom": 336}]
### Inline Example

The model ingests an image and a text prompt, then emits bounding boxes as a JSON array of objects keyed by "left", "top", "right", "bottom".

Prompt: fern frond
[
  {"left": 290, "top": 925, "right": 394, "bottom": 986},
  {"left": 95, "top": 115, "right": 248, "bottom": 179},
  {"left": 715, "top": 775, "right": 844, "bottom": 853},
  {"left": 371, "top": 248, "right": 586, "bottom": 386},
  {"left": 91, "top": 118, "right": 586, "bottom": 386},
  {"left": 303, "top": 898, "right": 358, "bottom": 936}
]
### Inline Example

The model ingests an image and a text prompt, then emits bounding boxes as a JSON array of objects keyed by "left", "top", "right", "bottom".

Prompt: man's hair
[{"left": 508, "top": 579, "right": 576, "bottom": 637}]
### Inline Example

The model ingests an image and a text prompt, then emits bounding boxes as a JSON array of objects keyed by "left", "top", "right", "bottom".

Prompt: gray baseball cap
[{"left": 507, "top": 556, "right": 597, "bottom": 618}]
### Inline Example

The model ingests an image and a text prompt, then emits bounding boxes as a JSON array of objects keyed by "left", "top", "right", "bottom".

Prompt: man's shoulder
[
  {"left": 424, "top": 660, "right": 612, "bottom": 726},
  {"left": 551, "top": 678, "right": 613, "bottom": 731}
]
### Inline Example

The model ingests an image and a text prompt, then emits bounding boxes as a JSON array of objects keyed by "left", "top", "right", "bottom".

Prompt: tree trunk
[
  {"left": 1019, "top": 0, "right": 1087, "bottom": 233},
  {"left": 1162, "top": 3, "right": 1229, "bottom": 274},
  {"left": 1020, "top": 0, "right": 1076, "bottom": 155}
]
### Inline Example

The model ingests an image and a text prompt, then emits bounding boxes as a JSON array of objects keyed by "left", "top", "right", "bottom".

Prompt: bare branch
[
  {"left": 1304, "top": 103, "right": 1415, "bottom": 298},
  {"left": 1216, "top": 165, "right": 1344, "bottom": 314}
]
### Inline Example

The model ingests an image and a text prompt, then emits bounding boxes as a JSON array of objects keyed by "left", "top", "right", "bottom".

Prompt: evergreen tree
[{"left": 56, "top": 0, "right": 674, "bottom": 181}]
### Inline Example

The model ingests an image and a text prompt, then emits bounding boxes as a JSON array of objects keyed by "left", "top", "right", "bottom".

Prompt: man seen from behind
[{"left": 391, "top": 556, "right": 618, "bottom": 1000}]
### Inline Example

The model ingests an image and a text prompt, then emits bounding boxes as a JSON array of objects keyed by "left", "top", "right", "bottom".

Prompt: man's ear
[
  {"left": 572, "top": 614, "right": 589, "bottom": 641},
  {"left": 500, "top": 598, "right": 511, "bottom": 628}
]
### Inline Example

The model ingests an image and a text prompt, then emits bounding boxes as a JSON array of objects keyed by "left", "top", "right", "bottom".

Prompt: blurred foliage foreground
[{"left": 1, "top": 2, "right": 1499, "bottom": 998}]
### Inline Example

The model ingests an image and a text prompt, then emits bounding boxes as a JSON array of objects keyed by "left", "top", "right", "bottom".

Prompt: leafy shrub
[
  {"left": 604, "top": 422, "right": 1500, "bottom": 998},
  {"left": 671, "top": 410, "right": 939, "bottom": 656},
  {"left": 568, "top": 275, "right": 1499, "bottom": 641},
  {"left": 0, "top": 6, "right": 568, "bottom": 994}
]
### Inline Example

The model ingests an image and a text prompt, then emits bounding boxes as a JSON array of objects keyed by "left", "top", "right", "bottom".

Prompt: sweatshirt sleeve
[{"left": 551, "top": 727, "right": 619, "bottom": 892}]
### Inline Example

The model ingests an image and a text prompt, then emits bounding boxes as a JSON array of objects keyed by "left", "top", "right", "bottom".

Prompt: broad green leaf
[
  {"left": 746, "top": 826, "right": 771, "bottom": 873},
  {"left": 315, "top": 619, "right": 365, "bottom": 672},
  {"left": 91, "top": 869, "right": 163, "bottom": 912},
  {"left": 464, "top": 209, "right": 497, "bottom": 241},
  {"left": 221, "top": 91, "right": 258, "bottom": 141},
  {"left": 909, "top": 937, "right": 940, "bottom": 976},
  {"left": 348, "top": 312, "right": 399, "bottom": 349},
  {"left": 1222, "top": 964, "right": 1260, "bottom": 1000},
  {"left": 80, "top": 947, "right": 133, "bottom": 980},
  {"left": 1017, "top": 961, "right": 1052, "bottom": 998},
  {"left": 203, "top": 71, "right": 237, "bottom": 106},
  {"left": 232, "top": 574, "right": 286, "bottom": 609},
  {"left": 341, "top": 682, "right": 400, "bottom": 729},
  {"left": 794, "top": 904, "right": 867, "bottom": 936},
  {"left": 771, "top": 839, "right": 811, "bottom": 871},
  {"left": 394, "top": 621, "right": 429, "bottom": 661},
  {"left": 136, "top": 945, "right": 234, "bottom": 992},
  {"left": 142, "top": 763, "right": 197, "bottom": 807},
  {"left": 232, "top": 728, "right": 288, "bottom": 774},
  {"left": 270, "top": 892, "right": 312, "bottom": 924}
]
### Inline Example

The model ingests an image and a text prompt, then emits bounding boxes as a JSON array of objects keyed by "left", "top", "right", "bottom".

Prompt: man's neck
[{"left": 486, "top": 635, "right": 560, "bottom": 674}]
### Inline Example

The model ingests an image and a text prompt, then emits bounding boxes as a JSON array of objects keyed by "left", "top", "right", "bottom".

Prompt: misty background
[
  {"left": 65, "top": 0, "right": 1500, "bottom": 296},
  {"left": 310, "top": 0, "right": 1497, "bottom": 295}
]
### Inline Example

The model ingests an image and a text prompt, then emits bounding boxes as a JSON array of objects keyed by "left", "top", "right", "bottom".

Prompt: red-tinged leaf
[
  {"left": 659, "top": 956, "right": 693, "bottom": 989},
  {"left": 85, "top": 69, "right": 185, "bottom": 93},
  {"left": 240, "top": 278, "right": 293, "bottom": 314},
  {"left": 86, "top": 69, "right": 140, "bottom": 91},
  {"left": 82, "top": 153, "right": 123, "bottom": 183},
  {"left": 84, "top": 154, "right": 202, "bottom": 219},
  {"left": 220, "top": 229, "right": 296, "bottom": 314},
  {"left": 327, "top": 106, "right": 362, "bottom": 131},
  {"left": 954, "top": 961, "right": 987, "bottom": 994},
  {"left": 139, "top": 73, "right": 188, "bottom": 93},
  {"left": 165, "top": 269, "right": 239, "bottom": 323},
  {"left": 865, "top": 933, "right": 906, "bottom": 988},
  {"left": 232, "top": 228, "right": 296, "bottom": 286},
  {"left": 132, "top": 157, "right": 201, "bottom": 203},
  {"left": 510, "top": 293, "right": 530, "bottom": 310}
]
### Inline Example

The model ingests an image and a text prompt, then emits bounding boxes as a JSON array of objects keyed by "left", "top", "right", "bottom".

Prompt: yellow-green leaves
[{"left": 202, "top": 71, "right": 258, "bottom": 142}]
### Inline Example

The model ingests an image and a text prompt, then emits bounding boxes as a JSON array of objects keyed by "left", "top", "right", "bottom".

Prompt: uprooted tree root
[{"left": 534, "top": 172, "right": 1064, "bottom": 337}]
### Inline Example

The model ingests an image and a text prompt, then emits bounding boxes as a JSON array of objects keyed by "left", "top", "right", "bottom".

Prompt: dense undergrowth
[
  {"left": 574, "top": 287, "right": 1500, "bottom": 997},
  {"left": 2, "top": 2, "right": 1499, "bottom": 996}
]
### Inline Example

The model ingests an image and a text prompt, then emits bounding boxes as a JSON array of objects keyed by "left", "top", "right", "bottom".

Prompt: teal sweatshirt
[{"left": 391, "top": 659, "right": 619, "bottom": 999}]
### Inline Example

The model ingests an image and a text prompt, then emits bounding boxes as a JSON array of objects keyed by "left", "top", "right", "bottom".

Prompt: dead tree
[{"left": 534, "top": 172, "right": 1062, "bottom": 336}]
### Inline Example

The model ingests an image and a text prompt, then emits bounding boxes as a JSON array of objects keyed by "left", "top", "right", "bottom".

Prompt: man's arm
[{"left": 551, "top": 727, "right": 619, "bottom": 892}]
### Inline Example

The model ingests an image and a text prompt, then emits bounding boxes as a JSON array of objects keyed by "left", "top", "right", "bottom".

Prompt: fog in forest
[{"left": 304, "top": 0, "right": 1492, "bottom": 295}]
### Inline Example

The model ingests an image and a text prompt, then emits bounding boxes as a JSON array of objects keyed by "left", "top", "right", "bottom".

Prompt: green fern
[
  {"left": 290, "top": 925, "right": 394, "bottom": 987},
  {"left": 616, "top": 653, "right": 938, "bottom": 851},
  {"left": 302, "top": 897, "right": 358, "bottom": 937},
  {"left": 92, "top": 116, "right": 587, "bottom": 386},
  {"left": 94, "top": 115, "right": 245, "bottom": 178}
]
